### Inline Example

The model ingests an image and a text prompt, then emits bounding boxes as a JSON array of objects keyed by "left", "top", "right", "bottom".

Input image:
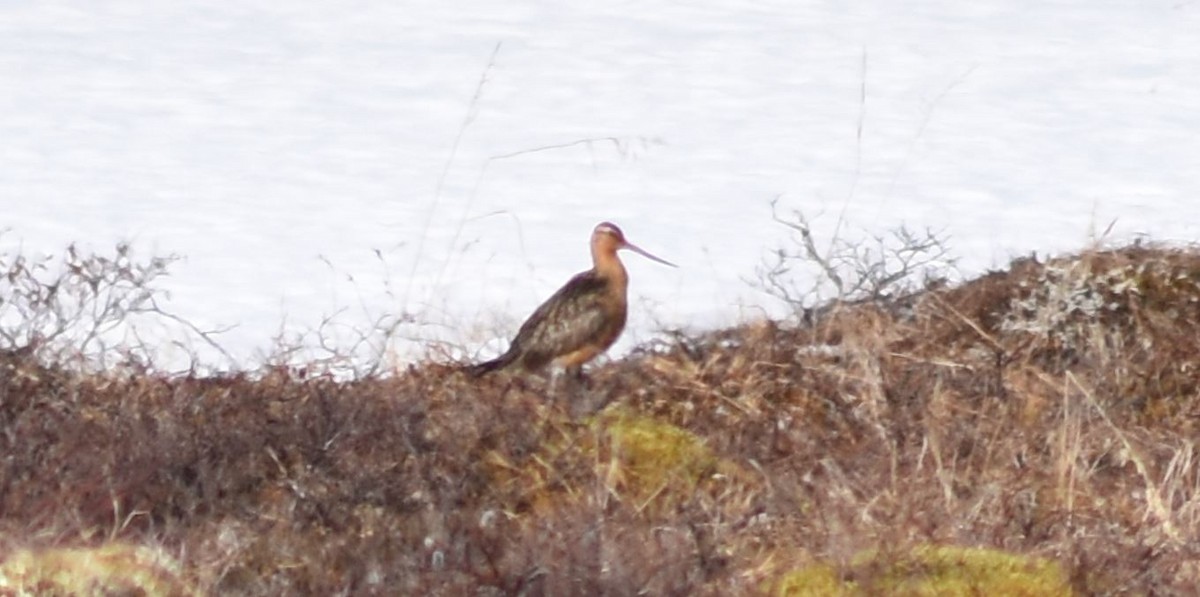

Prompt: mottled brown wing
[{"left": 509, "top": 271, "right": 614, "bottom": 370}]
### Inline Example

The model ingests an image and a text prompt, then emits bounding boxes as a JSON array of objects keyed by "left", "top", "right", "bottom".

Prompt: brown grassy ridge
[{"left": 2, "top": 242, "right": 1200, "bottom": 595}]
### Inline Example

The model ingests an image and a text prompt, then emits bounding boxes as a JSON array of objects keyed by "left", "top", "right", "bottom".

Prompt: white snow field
[{"left": 2, "top": 1, "right": 1198, "bottom": 369}]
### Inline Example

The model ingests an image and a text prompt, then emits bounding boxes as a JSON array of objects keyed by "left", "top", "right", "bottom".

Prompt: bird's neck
[{"left": 591, "top": 250, "right": 629, "bottom": 294}]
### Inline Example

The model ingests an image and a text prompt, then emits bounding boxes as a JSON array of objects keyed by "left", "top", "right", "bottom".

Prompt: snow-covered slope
[{"left": 3, "top": 1, "right": 1197, "bottom": 368}]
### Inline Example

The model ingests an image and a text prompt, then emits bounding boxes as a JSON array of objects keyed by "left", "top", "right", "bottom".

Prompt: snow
[{"left": 2, "top": 1, "right": 1198, "bottom": 369}]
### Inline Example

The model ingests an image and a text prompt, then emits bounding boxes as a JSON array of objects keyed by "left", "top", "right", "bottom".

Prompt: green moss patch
[
  {"left": 772, "top": 545, "right": 1072, "bottom": 597},
  {"left": 0, "top": 542, "right": 197, "bottom": 596},
  {"left": 592, "top": 406, "right": 720, "bottom": 507}
]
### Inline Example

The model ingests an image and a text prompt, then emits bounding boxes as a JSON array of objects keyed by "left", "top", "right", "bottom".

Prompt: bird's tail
[{"left": 464, "top": 351, "right": 517, "bottom": 378}]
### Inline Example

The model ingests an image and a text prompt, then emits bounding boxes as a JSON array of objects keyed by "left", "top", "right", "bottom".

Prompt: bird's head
[{"left": 591, "top": 222, "right": 676, "bottom": 267}]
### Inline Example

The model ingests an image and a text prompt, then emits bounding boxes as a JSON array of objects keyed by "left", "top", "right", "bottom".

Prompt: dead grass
[{"left": 2, "top": 242, "right": 1200, "bottom": 594}]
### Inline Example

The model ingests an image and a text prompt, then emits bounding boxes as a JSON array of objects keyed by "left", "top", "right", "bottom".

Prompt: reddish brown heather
[{"left": 1, "top": 243, "right": 1199, "bottom": 594}]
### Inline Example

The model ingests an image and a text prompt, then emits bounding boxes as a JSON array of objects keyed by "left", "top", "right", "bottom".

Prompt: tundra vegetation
[{"left": 2, "top": 223, "right": 1198, "bottom": 595}]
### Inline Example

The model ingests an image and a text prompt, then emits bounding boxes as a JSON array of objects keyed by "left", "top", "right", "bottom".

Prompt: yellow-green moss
[
  {"left": 865, "top": 545, "right": 1073, "bottom": 596},
  {"left": 592, "top": 405, "right": 718, "bottom": 505},
  {"left": 773, "top": 562, "right": 855, "bottom": 596},
  {"left": 0, "top": 542, "right": 197, "bottom": 596},
  {"left": 481, "top": 404, "right": 726, "bottom": 515},
  {"left": 770, "top": 545, "right": 1073, "bottom": 597}
]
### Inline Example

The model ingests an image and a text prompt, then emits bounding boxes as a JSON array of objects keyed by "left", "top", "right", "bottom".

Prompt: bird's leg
[
  {"left": 566, "top": 365, "right": 587, "bottom": 386},
  {"left": 565, "top": 365, "right": 611, "bottom": 418},
  {"left": 545, "top": 368, "right": 574, "bottom": 403},
  {"left": 552, "top": 366, "right": 585, "bottom": 401},
  {"left": 546, "top": 366, "right": 581, "bottom": 411}
]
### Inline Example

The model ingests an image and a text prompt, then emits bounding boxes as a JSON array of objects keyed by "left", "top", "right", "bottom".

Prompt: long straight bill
[{"left": 625, "top": 242, "right": 677, "bottom": 267}]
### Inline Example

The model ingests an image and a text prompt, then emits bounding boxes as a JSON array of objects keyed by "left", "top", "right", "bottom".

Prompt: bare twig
[{"left": 754, "top": 200, "right": 953, "bottom": 318}]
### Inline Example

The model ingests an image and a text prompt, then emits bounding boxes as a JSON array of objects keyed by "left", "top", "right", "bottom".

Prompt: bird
[{"left": 468, "top": 221, "right": 675, "bottom": 379}]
